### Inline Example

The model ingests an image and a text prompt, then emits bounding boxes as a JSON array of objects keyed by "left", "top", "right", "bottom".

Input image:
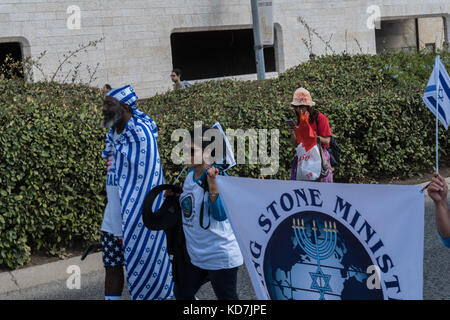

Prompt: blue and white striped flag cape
[
  {"left": 103, "top": 88, "right": 173, "bottom": 300},
  {"left": 423, "top": 55, "right": 450, "bottom": 130}
]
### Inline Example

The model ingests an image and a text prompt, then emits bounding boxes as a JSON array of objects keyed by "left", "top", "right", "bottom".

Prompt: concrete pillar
[{"left": 444, "top": 14, "right": 450, "bottom": 48}]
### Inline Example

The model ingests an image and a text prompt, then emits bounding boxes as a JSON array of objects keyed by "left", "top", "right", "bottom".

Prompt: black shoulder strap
[
  {"left": 314, "top": 112, "right": 321, "bottom": 137},
  {"left": 199, "top": 190, "right": 210, "bottom": 230}
]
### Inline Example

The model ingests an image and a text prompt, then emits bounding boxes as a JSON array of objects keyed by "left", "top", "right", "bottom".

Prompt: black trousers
[{"left": 174, "top": 261, "right": 239, "bottom": 300}]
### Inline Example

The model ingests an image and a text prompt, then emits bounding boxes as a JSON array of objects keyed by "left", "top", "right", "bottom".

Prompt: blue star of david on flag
[{"left": 423, "top": 55, "right": 450, "bottom": 130}]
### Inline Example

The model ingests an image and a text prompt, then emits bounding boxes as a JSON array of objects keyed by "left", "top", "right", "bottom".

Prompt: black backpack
[
  {"left": 315, "top": 113, "right": 341, "bottom": 167},
  {"left": 328, "top": 136, "right": 341, "bottom": 167},
  {"left": 142, "top": 184, "right": 189, "bottom": 285}
]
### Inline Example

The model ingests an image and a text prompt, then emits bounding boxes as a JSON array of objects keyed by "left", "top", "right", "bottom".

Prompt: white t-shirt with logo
[
  {"left": 179, "top": 170, "right": 243, "bottom": 270},
  {"left": 101, "top": 137, "right": 123, "bottom": 237}
]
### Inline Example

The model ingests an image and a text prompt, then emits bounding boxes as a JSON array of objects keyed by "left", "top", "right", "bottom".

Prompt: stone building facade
[{"left": 0, "top": 0, "right": 449, "bottom": 98}]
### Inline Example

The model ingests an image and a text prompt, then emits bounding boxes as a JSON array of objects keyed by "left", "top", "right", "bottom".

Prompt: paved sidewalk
[
  {"left": 1, "top": 177, "right": 449, "bottom": 298},
  {"left": 0, "top": 252, "right": 102, "bottom": 295}
]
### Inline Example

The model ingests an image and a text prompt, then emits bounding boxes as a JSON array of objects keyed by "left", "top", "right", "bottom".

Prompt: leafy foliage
[
  {"left": 1, "top": 51, "right": 449, "bottom": 269},
  {"left": 141, "top": 51, "right": 450, "bottom": 183},
  {"left": 0, "top": 80, "right": 105, "bottom": 268}
]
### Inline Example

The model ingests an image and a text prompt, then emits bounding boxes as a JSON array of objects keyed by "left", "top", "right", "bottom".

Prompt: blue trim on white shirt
[
  {"left": 438, "top": 228, "right": 450, "bottom": 248},
  {"left": 209, "top": 195, "right": 227, "bottom": 221}
]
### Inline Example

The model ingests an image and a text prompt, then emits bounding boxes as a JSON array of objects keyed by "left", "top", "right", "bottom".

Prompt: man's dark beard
[{"left": 102, "top": 107, "right": 123, "bottom": 129}]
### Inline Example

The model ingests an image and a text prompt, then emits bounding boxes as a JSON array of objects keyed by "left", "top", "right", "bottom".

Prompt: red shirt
[{"left": 296, "top": 113, "right": 332, "bottom": 148}]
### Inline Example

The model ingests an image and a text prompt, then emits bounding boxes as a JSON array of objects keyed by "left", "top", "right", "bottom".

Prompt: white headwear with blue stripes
[
  {"left": 106, "top": 85, "right": 158, "bottom": 139},
  {"left": 107, "top": 84, "right": 138, "bottom": 108}
]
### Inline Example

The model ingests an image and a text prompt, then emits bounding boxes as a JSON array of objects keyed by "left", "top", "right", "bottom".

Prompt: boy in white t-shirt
[{"left": 174, "top": 126, "right": 243, "bottom": 300}]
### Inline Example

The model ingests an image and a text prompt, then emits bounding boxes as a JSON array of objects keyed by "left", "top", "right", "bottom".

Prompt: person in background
[
  {"left": 309, "top": 53, "right": 317, "bottom": 60},
  {"left": 427, "top": 172, "right": 450, "bottom": 247},
  {"left": 288, "top": 87, "right": 333, "bottom": 182},
  {"left": 171, "top": 68, "right": 192, "bottom": 90},
  {"left": 103, "top": 84, "right": 112, "bottom": 94}
]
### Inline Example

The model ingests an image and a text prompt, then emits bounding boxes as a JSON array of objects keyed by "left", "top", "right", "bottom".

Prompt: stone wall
[{"left": 0, "top": 0, "right": 449, "bottom": 98}]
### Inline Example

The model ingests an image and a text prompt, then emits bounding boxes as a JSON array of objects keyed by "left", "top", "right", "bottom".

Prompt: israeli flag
[
  {"left": 423, "top": 56, "right": 450, "bottom": 130},
  {"left": 212, "top": 122, "right": 236, "bottom": 171}
]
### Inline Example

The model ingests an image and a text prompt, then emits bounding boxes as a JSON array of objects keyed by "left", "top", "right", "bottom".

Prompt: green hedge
[
  {"left": 1, "top": 51, "right": 449, "bottom": 269},
  {"left": 0, "top": 81, "right": 106, "bottom": 268},
  {"left": 142, "top": 52, "right": 450, "bottom": 183}
]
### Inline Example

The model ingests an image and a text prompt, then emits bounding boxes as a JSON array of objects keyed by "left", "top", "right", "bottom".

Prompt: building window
[
  {"left": 0, "top": 42, "right": 23, "bottom": 79},
  {"left": 170, "top": 29, "right": 276, "bottom": 81},
  {"left": 375, "top": 17, "right": 445, "bottom": 54}
]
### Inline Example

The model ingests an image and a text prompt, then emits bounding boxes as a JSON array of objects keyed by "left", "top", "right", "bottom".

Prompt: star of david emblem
[
  {"left": 438, "top": 88, "right": 444, "bottom": 101},
  {"left": 309, "top": 269, "right": 332, "bottom": 300}
]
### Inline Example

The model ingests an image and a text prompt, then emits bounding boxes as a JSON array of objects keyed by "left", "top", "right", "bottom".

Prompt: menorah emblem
[{"left": 292, "top": 218, "right": 338, "bottom": 300}]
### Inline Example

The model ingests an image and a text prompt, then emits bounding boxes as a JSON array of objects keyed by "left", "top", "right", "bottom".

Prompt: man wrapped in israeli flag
[{"left": 100, "top": 85, "right": 173, "bottom": 300}]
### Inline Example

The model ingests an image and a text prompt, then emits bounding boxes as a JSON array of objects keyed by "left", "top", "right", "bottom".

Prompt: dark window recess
[
  {"left": 0, "top": 42, "right": 23, "bottom": 79},
  {"left": 171, "top": 29, "right": 275, "bottom": 81}
]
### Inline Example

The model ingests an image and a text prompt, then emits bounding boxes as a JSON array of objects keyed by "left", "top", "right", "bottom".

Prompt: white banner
[
  {"left": 216, "top": 176, "right": 424, "bottom": 300},
  {"left": 257, "top": 0, "right": 274, "bottom": 46}
]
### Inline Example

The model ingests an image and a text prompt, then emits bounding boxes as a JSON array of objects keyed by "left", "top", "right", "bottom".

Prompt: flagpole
[
  {"left": 436, "top": 100, "right": 439, "bottom": 173},
  {"left": 435, "top": 56, "right": 440, "bottom": 174}
]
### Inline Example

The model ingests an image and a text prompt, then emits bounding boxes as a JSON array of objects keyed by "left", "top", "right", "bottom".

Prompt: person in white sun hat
[{"left": 288, "top": 87, "right": 334, "bottom": 182}]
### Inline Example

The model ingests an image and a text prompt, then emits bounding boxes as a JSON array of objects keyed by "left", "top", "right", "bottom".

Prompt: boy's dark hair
[
  {"left": 189, "top": 126, "right": 226, "bottom": 160},
  {"left": 104, "top": 84, "right": 112, "bottom": 90},
  {"left": 172, "top": 68, "right": 182, "bottom": 77}
]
